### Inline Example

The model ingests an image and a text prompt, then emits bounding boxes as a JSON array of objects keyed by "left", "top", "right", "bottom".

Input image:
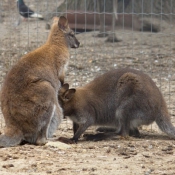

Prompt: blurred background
[{"left": 0, "top": 0, "right": 175, "bottom": 129}]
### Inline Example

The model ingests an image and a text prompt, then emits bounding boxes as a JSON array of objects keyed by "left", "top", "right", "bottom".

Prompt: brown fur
[
  {"left": 0, "top": 16, "right": 80, "bottom": 147},
  {"left": 59, "top": 68, "right": 175, "bottom": 142}
]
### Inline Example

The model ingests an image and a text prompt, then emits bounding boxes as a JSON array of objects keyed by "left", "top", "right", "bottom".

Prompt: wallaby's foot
[
  {"left": 0, "top": 134, "right": 22, "bottom": 148},
  {"left": 118, "top": 128, "right": 141, "bottom": 138},
  {"left": 117, "top": 126, "right": 129, "bottom": 137},
  {"left": 129, "top": 128, "right": 141, "bottom": 138},
  {"left": 105, "top": 35, "right": 122, "bottom": 42},
  {"left": 93, "top": 32, "right": 108, "bottom": 38},
  {"left": 36, "top": 137, "right": 47, "bottom": 146},
  {"left": 96, "top": 127, "right": 116, "bottom": 133},
  {"left": 0, "top": 128, "right": 23, "bottom": 147}
]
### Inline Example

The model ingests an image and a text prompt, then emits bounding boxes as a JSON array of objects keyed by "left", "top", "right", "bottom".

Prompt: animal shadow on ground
[{"left": 82, "top": 130, "right": 172, "bottom": 142}]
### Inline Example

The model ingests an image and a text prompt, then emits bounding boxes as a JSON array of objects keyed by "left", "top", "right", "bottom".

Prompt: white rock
[{"left": 46, "top": 141, "right": 71, "bottom": 149}]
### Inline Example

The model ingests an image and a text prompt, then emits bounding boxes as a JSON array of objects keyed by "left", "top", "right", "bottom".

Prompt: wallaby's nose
[{"left": 75, "top": 40, "right": 80, "bottom": 48}]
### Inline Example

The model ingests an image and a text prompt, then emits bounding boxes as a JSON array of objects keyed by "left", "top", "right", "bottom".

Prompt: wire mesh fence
[{"left": 0, "top": 0, "right": 175, "bottom": 129}]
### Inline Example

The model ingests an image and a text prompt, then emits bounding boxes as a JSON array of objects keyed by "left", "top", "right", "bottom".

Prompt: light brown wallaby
[
  {"left": 0, "top": 16, "right": 80, "bottom": 147},
  {"left": 58, "top": 68, "right": 175, "bottom": 142}
]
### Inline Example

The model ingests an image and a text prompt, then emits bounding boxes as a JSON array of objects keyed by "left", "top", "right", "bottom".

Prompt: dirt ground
[{"left": 1, "top": 1, "right": 175, "bottom": 175}]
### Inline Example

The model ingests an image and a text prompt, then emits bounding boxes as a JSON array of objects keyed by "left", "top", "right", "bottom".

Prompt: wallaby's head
[
  {"left": 50, "top": 16, "right": 80, "bottom": 48},
  {"left": 58, "top": 83, "right": 76, "bottom": 104},
  {"left": 58, "top": 83, "right": 76, "bottom": 116}
]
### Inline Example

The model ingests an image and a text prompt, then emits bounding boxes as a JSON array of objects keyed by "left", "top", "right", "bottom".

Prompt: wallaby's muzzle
[{"left": 72, "top": 40, "right": 80, "bottom": 48}]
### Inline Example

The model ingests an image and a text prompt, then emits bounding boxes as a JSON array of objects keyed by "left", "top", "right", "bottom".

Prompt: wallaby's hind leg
[
  {"left": 47, "top": 113, "right": 59, "bottom": 139},
  {"left": 36, "top": 104, "right": 56, "bottom": 145},
  {"left": 73, "top": 122, "right": 79, "bottom": 135},
  {"left": 115, "top": 108, "right": 131, "bottom": 137},
  {"left": 118, "top": 124, "right": 130, "bottom": 137},
  {"left": 117, "top": 114, "right": 142, "bottom": 137},
  {"left": 47, "top": 104, "right": 63, "bottom": 138}
]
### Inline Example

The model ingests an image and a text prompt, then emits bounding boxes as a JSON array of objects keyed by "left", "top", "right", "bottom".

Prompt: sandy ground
[
  {"left": 1, "top": 120, "right": 175, "bottom": 175},
  {"left": 1, "top": 1, "right": 175, "bottom": 175}
]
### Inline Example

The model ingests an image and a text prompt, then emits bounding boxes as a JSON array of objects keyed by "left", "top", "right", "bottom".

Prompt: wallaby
[
  {"left": 58, "top": 68, "right": 175, "bottom": 142},
  {"left": 0, "top": 16, "right": 80, "bottom": 147}
]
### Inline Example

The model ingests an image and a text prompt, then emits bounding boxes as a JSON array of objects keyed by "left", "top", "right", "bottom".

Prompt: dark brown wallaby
[
  {"left": 0, "top": 16, "right": 80, "bottom": 147},
  {"left": 58, "top": 68, "right": 175, "bottom": 142}
]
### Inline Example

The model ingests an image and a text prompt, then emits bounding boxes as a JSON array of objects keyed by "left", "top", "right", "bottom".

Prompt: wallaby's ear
[
  {"left": 62, "top": 83, "right": 69, "bottom": 90},
  {"left": 64, "top": 89, "right": 76, "bottom": 101},
  {"left": 59, "top": 83, "right": 69, "bottom": 96},
  {"left": 58, "top": 16, "right": 69, "bottom": 30}
]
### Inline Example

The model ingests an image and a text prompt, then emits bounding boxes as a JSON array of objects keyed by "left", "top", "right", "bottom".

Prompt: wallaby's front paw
[
  {"left": 70, "top": 137, "right": 78, "bottom": 144},
  {"left": 129, "top": 129, "right": 141, "bottom": 138}
]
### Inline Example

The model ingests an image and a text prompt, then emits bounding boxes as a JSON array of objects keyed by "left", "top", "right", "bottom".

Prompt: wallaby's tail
[
  {"left": 0, "top": 128, "right": 23, "bottom": 148},
  {"left": 156, "top": 113, "right": 175, "bottom": 139}
]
